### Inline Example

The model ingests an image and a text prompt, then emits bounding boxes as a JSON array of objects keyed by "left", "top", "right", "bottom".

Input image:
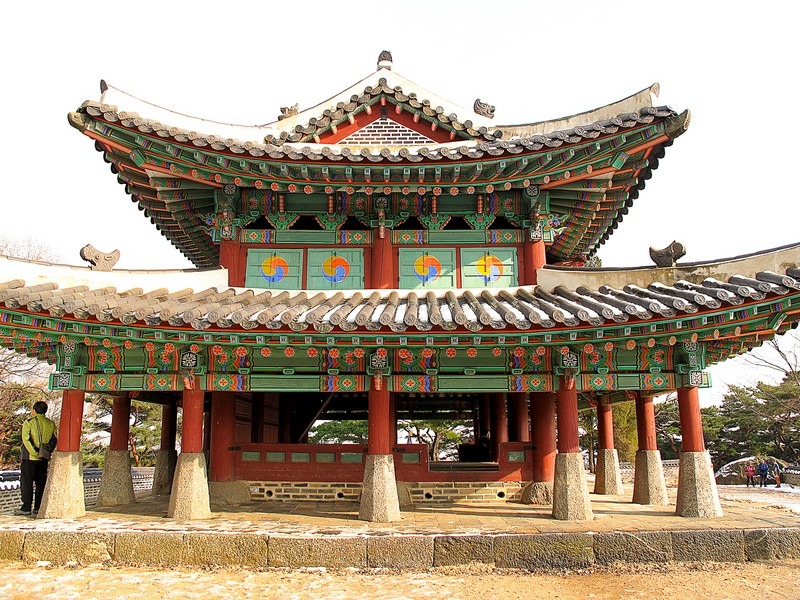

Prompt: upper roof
[{"left": 69, "top": 53, "right": 689, "bottom": 267}]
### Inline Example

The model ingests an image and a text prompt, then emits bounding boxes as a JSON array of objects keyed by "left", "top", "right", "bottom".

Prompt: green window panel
[
  {"left": 460, "top": 248, "right": 518, "bottom": 288},
  {"left": 398, "top": 248, "right": 457, "bottom": 289},
  {"left": 306, "top": 249, "right": 364, "bottom": 290},
  {"left": 245, "top": 249, "right": 304, "bottom": 289}
]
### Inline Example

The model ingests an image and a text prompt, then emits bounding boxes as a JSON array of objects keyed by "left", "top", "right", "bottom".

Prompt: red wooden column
[
  {"left": 367, "top": 387, "right": 392, "bottom": 455},
  {"left": 479, "top": 394, "right": 491, "bottom": 438},
  {"left": 490, "top": 393, "right": 509, "bottom": 461},
  {"left": 161, "top": 401, "right": 177, "bottom": 451},
  {"left": 370, "top": 234, "right": 395, "bottom": 289},
  {"left": 530, "top": 392, "right": 556, "bottom": 483},
  {"left": 594, "top": 398, "right": 623, "bottom": 495},
  {"left": 57, "top": 389, "right": 85, "bottom": 452},
  {"left": 522, "top": 237, "right": 547, "bottom": 285},
  {"left": 635, "top": 393, "right": 658, "bottom": 451},
  {"left": 507, "top": 392, "right": 530, "bottom": 442},
  {"left": 251, "top": 392, "right": 265, "bottom": 443},
  {"left": 209, "top": 392, "right": 236, "bottom": 482},
  {"left": 632, "top": 391, "right": 669, "bottom": 505},
  {"left": 555, "top": 386, "right": 580, "bottom": 453},
  {"left": 676, "top": 385, "right": 722, "bottom": 517},
  {"left": 168, "top": 379, "right": 212, "bottom": 520},
  {"left": 596, "top": 403, "right": 614, "bottom": 451},
  {"left": 552, "top": 379, "right": 593, "bottom": 519},
  {"left": 219, "top": 240, "right": 243, "bottom": 287},
  {"left": 108, "top": 395, "right": 132, "bottom": 451},
  {"left": 181, "top": 386, "right": 205, "bottom": 454},
  {"left": 677, "top": 386, "right": 705, "bottom": 452}
]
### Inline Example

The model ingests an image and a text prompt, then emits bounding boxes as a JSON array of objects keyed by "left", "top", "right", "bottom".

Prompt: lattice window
[{"left": 339, "top": 118, "right": 434, "bottom": 145}]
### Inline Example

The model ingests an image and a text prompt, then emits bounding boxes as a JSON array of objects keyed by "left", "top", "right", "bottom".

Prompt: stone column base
[
  {"left": 38, "top": 451, "right": 85, "bottom": 519},
  {"left": 552, "top": 452, "right": 593, "bottom": 521},
  {"left": 632, "top": 449, "right": 669, "bottom": 505},
  {"left": 96, "top": 449, "right": 136, "bottom": 507},
  {"left": 209, "top": 480, "right": 251, "bottom": 507},
  {"left": 676, "top": 451, "right": 723, "bottom": 518},
  {"left": 358, "top": 454, "right": 401, "bottom": 522},
  {"left": 521, "top": 481, "right": 553, "bottom": 505},
  {"left": 167, "top": 453, "right": 211, "bottom": 520},
  {"left": 594, "top": 448, "right": 624, "bottom": 495},
  {"left": 151, "top": 448, "right": 177, "bottom": 496}
]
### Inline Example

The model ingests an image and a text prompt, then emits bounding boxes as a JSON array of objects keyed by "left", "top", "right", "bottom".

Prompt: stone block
[
  {"left": 209, "top": 480, "right": 251, "bottom": 507},
  {"left": 495, "top": 533, "right": 593, "bottom": 569},
  {"left": 268, "top": 537, "right": 367, "bottom": 568},
  {"left": 593, "top": 531, "right": 673, "bottom": 564},
  {"left": 632, "top": 449, "right": 669, "bottom": 505},
  {"left": 167, "top": 452, "right": 211, "bottom": 520},
  {"left": 359, "top": 454, "right": 401, "bottom": 522},
  {"left": 676, "top": 451, "right": 723, "bottom": 518},
  {"left": 113, "top": 531, "right": 183, "bottom": 565},
  {"left": 96, "top": 449, "right": 136, "bottom": 507},
  {"left": 434, "top": 535, "right": 494, "bottom": 566},
  {"left": 521, "top": 481, "right": 553, "bottom": 505},
  {"left": 0, "top": 531, "right": 25, "bottom": 561},
  {"left": 744, "top": 528, "right": 800, "bottom": 560},
  {"left": 22, "top": 531, "right": 114, "bottom": 565},
  {"left": 38, "top": 451, "right": 86, "bottom": 519},
  {"left": 181, "top": 532, "right": 267, "bottom": 567},
  {"left": 552, "top": 452, "right": 593, "bottom": 521},
  {"left": 594, "top": 448, "right": 624, "bottom": 495},
  {"left": 367, "top": 535, "right": 434, "bottom": 569},
  {"left": 671, "top": 530, "right": 745, "bottom": 562}
]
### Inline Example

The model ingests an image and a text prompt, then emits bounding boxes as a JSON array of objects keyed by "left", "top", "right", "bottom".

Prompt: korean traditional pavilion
[{"left": 2, "top": 52, "right": 798, "bottom": 522}]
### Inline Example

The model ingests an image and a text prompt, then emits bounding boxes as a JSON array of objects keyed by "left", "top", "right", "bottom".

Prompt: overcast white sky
[{"left": 0, "top": 0, "right": 797, "bottom": 403}]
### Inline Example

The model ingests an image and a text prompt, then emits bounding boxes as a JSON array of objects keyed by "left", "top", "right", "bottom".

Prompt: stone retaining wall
[
  {"left": 619, "top": 460, "right": 679, "bottom": 486},
  {"left": 1, "top": 528, "right": 797, "bottom": 568},
  {"left": 0, "top": 470, "right": 154, "bottom": 516}
]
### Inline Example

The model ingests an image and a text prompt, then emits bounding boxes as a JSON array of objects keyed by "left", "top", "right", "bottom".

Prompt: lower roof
[{"left": 0, "top": 245, "right": 797, "bottom": 369}]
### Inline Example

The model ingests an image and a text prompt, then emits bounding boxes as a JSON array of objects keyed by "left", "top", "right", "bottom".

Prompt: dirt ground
[{"left": 0, "top": 560, "right": 798, "bottom": 600}]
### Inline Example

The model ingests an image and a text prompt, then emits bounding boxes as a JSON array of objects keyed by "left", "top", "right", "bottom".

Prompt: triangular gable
[
  {"left": 338, "top": 116, "right": 436, "bottom": 145},
  {"left": 264, "top": 69, "right": 500, "bottom": 146}
]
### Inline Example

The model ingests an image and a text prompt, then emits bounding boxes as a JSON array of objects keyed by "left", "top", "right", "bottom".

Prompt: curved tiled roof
[
  {"left": 1, "top": 260, "right": 797, "bottom": 335},
  {"left": 74, "top": 96, "right": 678, "bottom": 163}
]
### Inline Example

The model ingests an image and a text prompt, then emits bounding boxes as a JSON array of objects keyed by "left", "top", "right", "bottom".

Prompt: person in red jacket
[{"left": 744, "top": 462, "right": 756, "bottom": 487}]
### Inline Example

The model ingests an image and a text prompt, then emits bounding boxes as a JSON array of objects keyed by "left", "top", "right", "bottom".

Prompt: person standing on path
[
  {"left": 744, "top": 462, "right": 756, "bottom": 487},
  {"left": 757, "top": 459, "right": 769, "bottom": 488},
  {"left": 772, "top": 462, "right": 783, "bottom": 488},
  {"left": 14, "top": 401, "right": 57, "bottom": 516}
]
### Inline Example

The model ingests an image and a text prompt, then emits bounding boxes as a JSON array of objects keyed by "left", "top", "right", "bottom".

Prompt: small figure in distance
[
  {"left": 757, "top": 459, "right": 770, "bottom": 488},
  {"left": 744, "top": 462, "right": 756, "bottom": 488},
  {"left": 14, "top": 401, "right": 57, "bottom": 517},
  {"left": 772, "top": 461, "right": 783, "bottom": 489}
]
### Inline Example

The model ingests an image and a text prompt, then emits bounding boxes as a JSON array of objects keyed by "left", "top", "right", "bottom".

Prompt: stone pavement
[{"left": 0, "top": 486, "right": 798, "bottom": 569}]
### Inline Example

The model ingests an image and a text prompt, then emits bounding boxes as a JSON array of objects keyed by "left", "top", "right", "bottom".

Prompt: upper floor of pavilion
[{"left": 68, "top": 52, "right": 689, "bottom": 270}]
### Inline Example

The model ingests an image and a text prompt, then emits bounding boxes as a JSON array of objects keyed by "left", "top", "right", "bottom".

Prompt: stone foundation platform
[
  {"left": 3, "top": 488, "right": 799, "bottom": 568},
  {"left": 2, "top": 526, "right": 797, "bottom": 568}
]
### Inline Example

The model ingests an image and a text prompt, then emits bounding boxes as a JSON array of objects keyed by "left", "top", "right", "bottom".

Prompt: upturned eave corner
[
  {"left": 666, "top": 109, "right": 691, "bottom": 140},
  {"left": 67, "top": 111, "right": 86, "bottom": 131}
]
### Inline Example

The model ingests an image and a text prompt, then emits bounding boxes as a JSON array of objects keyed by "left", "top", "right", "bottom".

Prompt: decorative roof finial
[
  {"left": 277, "top": 103, "right": 299, "bottom": 121},
  {"left": 474, "top": 99, "right": 495, "bottom": 119},
  {"left": 649, "top": 240, "right": 686, "bottom": 267},
  {"left": 377, "top": 50, "right": 393, "bottom": 71},
  {"left": 80, "top": 244, "right": 120, "bottom": 271}
]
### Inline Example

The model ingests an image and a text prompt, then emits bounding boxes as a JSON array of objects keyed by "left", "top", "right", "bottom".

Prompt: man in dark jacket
[
  {"left": 14, "top": 401, "right": 57, "bottom": 516},
  {"left": 757, "top": 459, "right": 770, "bottom": 488}
]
